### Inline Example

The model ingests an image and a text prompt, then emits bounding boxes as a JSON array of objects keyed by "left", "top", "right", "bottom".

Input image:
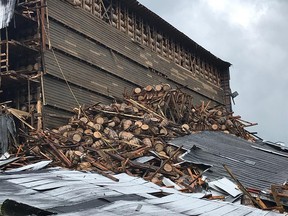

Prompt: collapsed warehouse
[
  {"left": 0, "top": 0, "right": 232, "bottom": 130},
  {"left": 0, "top": 0, "right": 288, "bottom": 215}
]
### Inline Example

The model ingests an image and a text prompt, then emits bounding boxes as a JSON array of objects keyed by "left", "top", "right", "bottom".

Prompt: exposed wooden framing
[
  {"left": 109, "top": 0, "right": 113, "bottom": 25},
  {"left": 200, "top": 60, "right": 204, "bottom": 78},
  {"left": 192, "top": 55, "right": 196, "bottom": 75},
  {"left": 93, "top": 0, "right": 101, "bottom": 17},
  {"left": 197, "top": 58, "right": 201, "bottom": 75},
  {"left": 180, "top": 47, "right": 184, "bottom": 67},
  {"left": 0, "top": 31, "right": 3, "bottom": 73},
  {"left": 188, "top": 53, "right": 193, "bottom": 71},
  {"left": 99, "top": 0, "right": 104, "bottom": 17},
  {"left": 141, "top": 19, "right": 144, "bottom": 44},
  {"left": 0, "top": 0, "right": 232, "bottom": 133},
  {"left": 125, "top": 8, "right": 129, "bottom": 35},
  {"left": 221, "top": 69, "right": 232, "bottom": 111},
  {"left": 175, "top": 44, "right": 180, "bottom": 64},
  {"left": 28, "top": 78, "right": 31, "bottom": 124},
  {"left": 104, "top": 4, "right": 112, "bottom": 24},
  {"left": 223, "top": 165, "right": 265, "bottom": 209},
  {"left": 160, "top": 34, "right": 163, "bottom": 55},
  {"left": 36, "top": 86, "right": 43, "bottom": 131},
  {"left": 132, "top": 14, "right": 136, "bottom": 40},
  {"left": 54, "top": 0, "right": 227, "bottom": 114},
  {"left": 100, "top": 0, "right": 110, "bottom": 22},
  {"left": 116, "top": 1, "right": 120, "bottom": 30},
  {"left": 152, "top": 29, "right": 156, "bottom": 51},
  {"left": 62, "top": 0, "right": 225, "bottom": 90},
  {"left": 172, "top": 42, "right": 175, "bottom": 62},
  {"left": 205, "top": 62, "right": 209, "bottom": 79},
  {"left": 5, "top": 28, "right": 9, "bottom": 71},
  {"left": 91, "top": 0, "right": 95, "bottom": 14},
  {"left": 270, "top": 184, "right": 288, "bottom": 213},
  {"left": 0, "top": 0, "right": 43, "bottom": 130},
  {"left": 0, "top": 28, "right": 1, "bottom": 73},
  {"left": 147, "top": 25, "right": 151, "bottom": 47},
  {"left": 148, "top": 145, "right": 183, "bottom": 180},
  {"left": 0, "top": 28, "right": 9, "bottom": 72},
  {"left": 179, "top": 45, "right": 182, "bottom": 64},
  {"left": 40, "top": 0, "right": 46, "bottom": 50}
]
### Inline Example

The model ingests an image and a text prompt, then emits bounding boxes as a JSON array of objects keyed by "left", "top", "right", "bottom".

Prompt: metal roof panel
[
  {"left": 171, "top": 131, "right": 288, "bottom": 190},
  {"left": 0, "top": 168, "right": 284, "bottom": 215}
]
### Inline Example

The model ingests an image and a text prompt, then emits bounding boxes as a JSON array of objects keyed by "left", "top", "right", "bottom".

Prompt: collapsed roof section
[
  {"left": 171, "top": 131, "right": 288, "bottom": 191},
  {"left": 0, "top": 168, "right": 283, "bottom": 215}
]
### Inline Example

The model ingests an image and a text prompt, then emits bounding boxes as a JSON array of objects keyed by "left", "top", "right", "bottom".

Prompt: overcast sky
[{"left": 138, "top": 0, "right": 288, "bottom": 144}]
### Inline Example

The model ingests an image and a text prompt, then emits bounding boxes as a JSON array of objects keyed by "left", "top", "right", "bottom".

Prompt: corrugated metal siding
[
  {"left": 1, "top": 169, "right": 281, "bottom": 216},
  {"left": 44, "top": 48, "right": 211, "bottom": 107},
  {"left": 47, "top": 20, "right": 163, "bottom": 88},
  {"left": 47, "top": 0, "right": 144, "bottom": 66},
  {"left": 47, "top": 19, "right": 223, "bottom": 102},
  {"left": 42, "top": 105, "right": 72, "bottom": 129},
  {"left": 42, "top": 73, "right": 114, "bottom": 129},
  {"left": 43, "top": 75, "right": 111, "bottom": 111},
  {"left": 46, "top": 0, "right": 224, "bottom": 103},
  {"left": 44, "top": 49, "right": 137, "bottom": 99},
  {"left": 42, "top": 0, "right": 226, "bottom": 128},
  {"left": 171, "top": 131, "right": 288, "bottom": 190}
]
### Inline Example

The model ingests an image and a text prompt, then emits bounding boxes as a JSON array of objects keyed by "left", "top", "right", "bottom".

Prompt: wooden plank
[{"left": 223, "top": 165, "right": 266, "bottom": 209}]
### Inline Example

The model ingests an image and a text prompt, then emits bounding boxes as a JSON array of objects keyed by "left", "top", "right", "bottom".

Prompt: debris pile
[
  {"left": 3, "top": 84, "right": 256, "bottom": 191},
  {"left": 127, "top": 84, "right": 256, "bottom": 139}
]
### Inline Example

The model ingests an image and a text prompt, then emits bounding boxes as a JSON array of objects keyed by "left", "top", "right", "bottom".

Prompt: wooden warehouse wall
[{"left": 42, "top": 0, "right": 231, "bottom": 128}]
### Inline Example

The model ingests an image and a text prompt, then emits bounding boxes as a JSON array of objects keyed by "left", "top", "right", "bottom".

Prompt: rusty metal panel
[{"left": 46, "top": 0, "right": 225, "bottom": 104}]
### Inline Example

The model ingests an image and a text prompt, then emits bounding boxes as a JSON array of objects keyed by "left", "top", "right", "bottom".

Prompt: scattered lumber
[{"left": 1, "top": 84, "right": 257, "bottom": 193}]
